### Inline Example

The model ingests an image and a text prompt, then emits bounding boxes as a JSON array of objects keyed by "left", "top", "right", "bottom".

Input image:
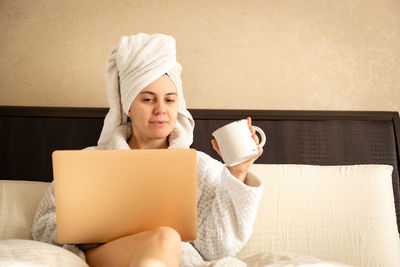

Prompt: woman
[{"left": 32, "top": 33, "right": 263, "bottom": 267}]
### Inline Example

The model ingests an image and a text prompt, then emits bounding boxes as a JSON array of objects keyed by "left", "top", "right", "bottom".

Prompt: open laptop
[{"left": 52, "top": 149, "right": 197, "bottom": 244}]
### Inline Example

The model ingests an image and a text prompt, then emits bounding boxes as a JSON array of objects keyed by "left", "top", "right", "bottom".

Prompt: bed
[{"left": 1, "top": 106, "right": 400, "bottom": 266}]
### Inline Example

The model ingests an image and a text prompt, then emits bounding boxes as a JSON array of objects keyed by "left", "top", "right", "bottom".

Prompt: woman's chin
[
  {"left": 146, "top": 125, "right": 174, "bottom": 141},
  {"left": 149, "top": 131, "right": 171, "bottom": 140}
]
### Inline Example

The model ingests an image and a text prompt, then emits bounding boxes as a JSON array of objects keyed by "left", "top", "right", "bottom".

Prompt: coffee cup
[{"left": 212, "top": 119, "right": 266, "bottom": 166}]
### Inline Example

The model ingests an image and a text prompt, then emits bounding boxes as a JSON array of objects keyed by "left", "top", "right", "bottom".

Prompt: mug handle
[{"left": 253, "top": 126, "right": 266, "bottom": 148}]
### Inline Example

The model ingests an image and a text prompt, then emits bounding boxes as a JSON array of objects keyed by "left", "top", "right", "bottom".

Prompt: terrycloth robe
[{"left": 31, "top": 123, "right": 263, "bottom": 266}]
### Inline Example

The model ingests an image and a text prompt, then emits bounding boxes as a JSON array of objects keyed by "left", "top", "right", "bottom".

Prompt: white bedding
[
  {"left": 0, "top": 240, "right": 352, "bottom": 267},
  {"left": 241, "top": 252, "right": 353, "bottom": 267},
  {"left": 0, "top": 239, "right": 88, "bottom": 267},
  {"left": 2, "top": 163, "right": 400, "bottom": 266}
]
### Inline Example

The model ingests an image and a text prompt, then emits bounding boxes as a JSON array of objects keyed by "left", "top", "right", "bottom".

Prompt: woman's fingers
[
  {"left": 245, "top": 146, "right": 264, "bottom": 165},
  {"left": 211, "top": 139, "right": 222, "bottom": 158},
  {"left": 247, "top": 117, "right": 252, "bottom": 127},
  {"left": 247, "top": 117, "right": 260, "bottom": 145}
]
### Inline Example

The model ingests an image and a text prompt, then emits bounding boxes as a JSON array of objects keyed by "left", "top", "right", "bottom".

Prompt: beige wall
[{"left": 1, "top": 0, "right": 399, "bottom": 112}]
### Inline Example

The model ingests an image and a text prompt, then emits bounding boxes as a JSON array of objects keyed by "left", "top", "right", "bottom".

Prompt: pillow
[
  {"left": 237, "top": 164, "right": 400, "bottom": 267},
  {"left": 0, "top": 180, "right": 49, "bottom": 239},
  {"left": 0, "top": 239, "right": 88, "bottom": 267}
]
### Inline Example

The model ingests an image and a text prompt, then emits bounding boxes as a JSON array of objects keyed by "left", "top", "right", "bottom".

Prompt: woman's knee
[
  {"left": 133, "top": 227, "right": 181, "bottom": 267},
  {"left": 150, "top": 226, "right": 181, "bottom": 248},
  {"left": 86, "top": 228, "right": 181, "bottom": 267}
]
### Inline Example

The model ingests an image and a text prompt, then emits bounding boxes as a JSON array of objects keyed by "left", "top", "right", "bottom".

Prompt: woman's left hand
[{"left": 211, "top": 117, "right": 263, "bottom": 183}]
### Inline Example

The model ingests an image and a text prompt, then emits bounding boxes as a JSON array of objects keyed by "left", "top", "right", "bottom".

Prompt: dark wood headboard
[{"left": 1, "top": 106, "right": 400, "bottom": 233}]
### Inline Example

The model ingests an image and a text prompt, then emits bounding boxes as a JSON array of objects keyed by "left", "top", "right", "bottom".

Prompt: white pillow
[
  {"left": 0, "top": 180, "right": 49, "bottom": 239},
  {"left": 0, "top": 239, "right": 88, "bottom": 267},
  {"left": 237, "top": 164, "right": 400, "bottom": 267}
]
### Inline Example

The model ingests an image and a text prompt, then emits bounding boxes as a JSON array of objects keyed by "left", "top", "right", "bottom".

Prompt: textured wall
[{"left": 1, "top": 0, "right": 399, "bottom": 112}]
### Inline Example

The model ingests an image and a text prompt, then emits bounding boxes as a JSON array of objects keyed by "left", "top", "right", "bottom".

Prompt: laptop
[{"left": 52, "top": 149, "right": 197, "bottom": 244}]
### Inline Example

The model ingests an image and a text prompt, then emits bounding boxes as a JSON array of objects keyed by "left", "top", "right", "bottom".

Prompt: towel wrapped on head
[{"left": 97, "top": 33, "right": 194, "bottom": 149}]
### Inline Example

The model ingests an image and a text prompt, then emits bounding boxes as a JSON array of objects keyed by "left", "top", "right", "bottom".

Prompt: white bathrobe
[{"left": 31, "top": 122, "right": 263, "bottom": 267}]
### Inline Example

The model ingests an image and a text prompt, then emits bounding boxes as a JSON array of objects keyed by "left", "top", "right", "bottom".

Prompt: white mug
[{"left": 212, "top": 119, "right": 266, "bottom": 166}]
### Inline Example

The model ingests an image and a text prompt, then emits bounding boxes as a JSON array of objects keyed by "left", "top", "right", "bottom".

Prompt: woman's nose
[{"left": 154, "top": 101, "right": 166, "bottom": 114}]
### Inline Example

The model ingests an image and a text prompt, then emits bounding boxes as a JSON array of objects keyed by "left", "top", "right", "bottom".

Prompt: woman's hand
[{"left": 211, "top": 117, "right": 263, "bottom": 183}]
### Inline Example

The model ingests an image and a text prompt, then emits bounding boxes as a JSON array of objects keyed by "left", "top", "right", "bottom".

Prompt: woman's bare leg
[{"left": 86, "top": 226, "right": 181, "bottom": 267}]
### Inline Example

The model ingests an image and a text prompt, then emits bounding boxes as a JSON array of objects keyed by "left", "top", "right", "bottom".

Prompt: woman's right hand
[{"left": 211, "top": 117, "right": 263, "bottom": 183}]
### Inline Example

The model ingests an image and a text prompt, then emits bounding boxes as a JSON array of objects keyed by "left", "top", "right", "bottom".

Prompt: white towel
[{"left": 97, "top": 33, "right": 194, "bottom": 149}]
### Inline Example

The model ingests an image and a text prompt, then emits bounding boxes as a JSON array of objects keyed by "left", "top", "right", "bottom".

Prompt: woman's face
[{"left": 128, "top": 74, "right": 179, "bottom": 145}]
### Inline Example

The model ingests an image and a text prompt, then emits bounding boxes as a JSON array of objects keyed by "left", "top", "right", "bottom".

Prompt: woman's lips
[{"left": 150, "top": 121, "right": 168, "bottom": 126}]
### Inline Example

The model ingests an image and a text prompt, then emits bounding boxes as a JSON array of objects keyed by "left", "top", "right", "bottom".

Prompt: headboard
[{"left": 1, "top": 106, "right": 399, "bottom": 233}]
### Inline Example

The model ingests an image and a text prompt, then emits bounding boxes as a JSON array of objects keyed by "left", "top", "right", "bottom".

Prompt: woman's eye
[
  {"left": 143, "top": 98, "right": 153, "bottom": 102},
  {"left": 166, "top": 99, "right": 175, "bottom": 103}
]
